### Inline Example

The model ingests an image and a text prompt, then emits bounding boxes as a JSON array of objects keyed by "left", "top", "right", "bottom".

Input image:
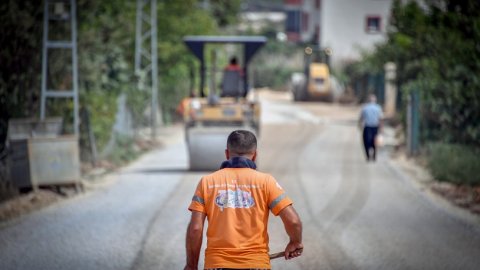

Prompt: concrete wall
[{"left": 321, "top": 0, "right": 393, "bottom": 68}]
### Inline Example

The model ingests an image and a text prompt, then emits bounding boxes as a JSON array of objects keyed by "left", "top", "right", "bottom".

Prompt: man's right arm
[
  {"left": 279, "top": 205, "right": 303, "bottom": 260},
  {"left": 184, "top": 210, "right": 206, "bottom": 270},
  {"left": 358, "top": 107, "right": 365, "bottom": 130}
]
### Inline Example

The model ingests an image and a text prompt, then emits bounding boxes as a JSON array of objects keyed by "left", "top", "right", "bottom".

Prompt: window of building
[
  {"left": 366, "top": 16, "right": 381, "bottom": 33},
  {"left": 302, "top": 12, "right": 309, "bottom": 32},
  {"left": 286, "top": 10, "right": 301, "bottom": 32}
]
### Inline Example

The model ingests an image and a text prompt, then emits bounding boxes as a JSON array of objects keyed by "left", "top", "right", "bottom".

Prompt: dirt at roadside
[
  {"left": 0, "top": 158, "right": 129, "bottom": 224},
  {"left": 430, "top": 182, "right": 480, "bottom": 215},
  {"left": 392, "top": 152, "right": 480, "bottom": 217},
  {"left": 0, "top": 190, "right": 64, "bottom": 223}
]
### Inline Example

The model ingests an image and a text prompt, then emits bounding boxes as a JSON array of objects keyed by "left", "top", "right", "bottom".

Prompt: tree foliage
[
  {"left": 0, "top": 1, "right": 43, "bottom": 151},
  {"left": 209, "top": 0, "right": 241, "bottom": 27},
  {"left": 156, "top": 0, "right": 217, "bottom": 123},
  {"left": 0, "top": 0, "right": 239, "bottom": 156}
]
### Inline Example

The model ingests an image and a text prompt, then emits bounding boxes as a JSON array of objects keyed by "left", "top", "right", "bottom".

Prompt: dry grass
[{"left": 0, "top": 190, "right": 63, "bottom": 223}]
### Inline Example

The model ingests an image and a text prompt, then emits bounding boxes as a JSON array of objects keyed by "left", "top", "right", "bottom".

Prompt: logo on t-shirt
[{"left": 215, "top": 189, "right": 255, "bottom": 211}]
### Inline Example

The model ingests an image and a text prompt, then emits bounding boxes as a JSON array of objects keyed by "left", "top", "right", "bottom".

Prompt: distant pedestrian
[
  {"left": 184, "top": 130, "right": 303, "bottom": 270},
  {"left": 359, "top": 94, "right": 383, "bottom": 161}
]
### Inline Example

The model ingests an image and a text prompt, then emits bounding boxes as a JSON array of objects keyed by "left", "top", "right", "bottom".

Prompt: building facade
[
  {"left": 284, "top": 0, "right": 320, "bottom": 43},
  {"left": 285, "top": 0, "right": 393, "bottom": 68}
]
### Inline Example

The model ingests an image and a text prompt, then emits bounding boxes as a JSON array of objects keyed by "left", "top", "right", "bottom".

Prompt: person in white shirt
[{"left": 359, "top": 94, "right": 383, "bottom": 161}]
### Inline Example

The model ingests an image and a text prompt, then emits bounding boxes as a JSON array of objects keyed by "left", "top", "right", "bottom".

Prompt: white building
[{"left": 285, "top": 0, "right": 393, "bottom": 68}]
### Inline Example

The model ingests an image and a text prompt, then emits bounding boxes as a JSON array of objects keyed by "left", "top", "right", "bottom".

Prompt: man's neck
[{"left": 220, "top": 156, "right": 256, "bottom": 169}]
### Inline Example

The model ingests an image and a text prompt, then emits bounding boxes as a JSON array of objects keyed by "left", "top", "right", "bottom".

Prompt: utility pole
[
  {"left": 40, "top": 0, "right": 79, "bottom": 135},
  {"left": 135, "top": 0, "right": 160, "bottom": 139}
]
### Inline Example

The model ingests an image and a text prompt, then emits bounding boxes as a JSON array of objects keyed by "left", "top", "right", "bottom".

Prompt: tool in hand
[{"left": 269, "top": 248, "right": 303, "bottom": 260}]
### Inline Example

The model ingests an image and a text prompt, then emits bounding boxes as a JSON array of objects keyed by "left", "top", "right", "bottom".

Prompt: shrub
[
  {"left": 427, "top": 143, "right": 480, "bottom": 186},
  {"left": 106, "top": 134, "right": 139, "bottom": 166}
]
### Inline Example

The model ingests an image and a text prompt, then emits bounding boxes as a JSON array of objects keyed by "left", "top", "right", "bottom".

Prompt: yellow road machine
[
  {"left": 182, "top": 36, "right": 267, "bottom": 171},
  {"left": 292, "top": 47, "right": 332, "bottom": 102}
]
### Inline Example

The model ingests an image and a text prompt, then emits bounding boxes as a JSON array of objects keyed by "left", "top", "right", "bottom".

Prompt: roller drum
[{"left": 186, "top": 126, "right": 257, "bottom": 171}]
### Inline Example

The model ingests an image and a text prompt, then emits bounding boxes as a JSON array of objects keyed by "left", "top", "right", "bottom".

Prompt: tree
[
  {"left": 0, "top": 0, "right": 43, "bottom": 151},
  {"left": 0, "top": 0, "right": 228, "bottom": 156}
]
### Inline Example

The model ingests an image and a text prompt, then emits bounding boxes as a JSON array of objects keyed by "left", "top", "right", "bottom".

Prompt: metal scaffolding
[
  {"left": 40, "top": 0, "right": 79, "bottom": 135},
  {"left": 135, "top": 0, "right": 160, "bottom": 139}
]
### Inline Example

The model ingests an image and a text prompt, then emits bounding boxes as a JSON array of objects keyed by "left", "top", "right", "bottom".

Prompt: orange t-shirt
[
  {"left": 188, "top": 168, "right": 293, "bottom": 269},
  {"left": 225, "top": 64, "right": 244, "bottom": 76}
]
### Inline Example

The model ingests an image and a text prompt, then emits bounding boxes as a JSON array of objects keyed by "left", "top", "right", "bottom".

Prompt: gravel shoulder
[
  {"left": 0, "top": 124, "right": 184, "bottom": 225},
  {"left": 390, "top": 151, "right": 480, "bottom": 226}
]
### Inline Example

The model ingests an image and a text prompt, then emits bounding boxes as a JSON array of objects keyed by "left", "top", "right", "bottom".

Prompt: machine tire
[{"left": 293, "top": 83, "right": 308, "bottom": 102}]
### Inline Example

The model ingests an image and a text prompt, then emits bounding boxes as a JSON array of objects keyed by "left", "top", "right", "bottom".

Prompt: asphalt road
[{"left": 1, "top": 91, "right": 480, "bottom": 270}]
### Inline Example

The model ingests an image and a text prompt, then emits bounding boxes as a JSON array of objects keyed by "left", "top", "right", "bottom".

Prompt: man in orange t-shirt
[{"left": 184, "top": 130, "right": 303, "bottom": 270}]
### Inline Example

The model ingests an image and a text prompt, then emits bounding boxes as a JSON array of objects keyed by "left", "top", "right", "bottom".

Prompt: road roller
[{"left": 182, "top": 36, "right": 266, "bottom": 171}]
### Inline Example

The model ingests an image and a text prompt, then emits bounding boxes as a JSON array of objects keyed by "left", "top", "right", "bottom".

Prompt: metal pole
[
  {"left": 150, "top": 0, "right": 158, "bottom": 138},
  {"left": 200, "top": 61, "right": 205, "bottom": 97},
  {"left": 243, "top": 48, "right": 248, "bottom": 97},
  {"left": 407, "top": 93, "right": 412, "bottom": 155},
  {"left": 210, "top": 50, "right": 216, "bottom": 96},
  {"left": 40, "top": 1, "right": 49, "bottom": 120},
  {"left": 412, "top": 90, "right": 420, "bottom": 154},
  {"left": 134, "top": 0, "right": 142, "bottom": 74},
  {"left": 189, "top": 61, "right": 195, "bottom": 96},
  {"left": 71, "top": 0, "right": 79, "bottom": 135},
  {"left": 40, "top": 0, "right": 79, "bottom": 136},
  {"left": 407, "top": 90, "right": 420, "bottom": 156}
]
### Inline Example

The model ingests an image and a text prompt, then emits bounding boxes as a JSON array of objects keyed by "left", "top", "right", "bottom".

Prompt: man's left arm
[
  {"left": 279, "top": 205, "right": 303, "bottom": 260},
  {"left": 184, "top": 210, "right": 206, "bottom": 270},
  {"left": 378, "top": 105, "right": 384, "bottom": 132}
]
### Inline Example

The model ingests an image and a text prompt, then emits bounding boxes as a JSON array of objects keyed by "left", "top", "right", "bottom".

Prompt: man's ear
[
  {"left": 252, "top": 151, "right": 257, "bottom": 162},
  {"left": 225, "top": 149, "right": 230, "bottom": 160}
]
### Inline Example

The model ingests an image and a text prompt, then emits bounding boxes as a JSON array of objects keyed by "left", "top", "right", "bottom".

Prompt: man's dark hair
[
  {"left": 227, "top": 130, "right": 257, "bottom": 155},
  {"left": 230, "top": 57, "right": 238, "bottom": 65}
]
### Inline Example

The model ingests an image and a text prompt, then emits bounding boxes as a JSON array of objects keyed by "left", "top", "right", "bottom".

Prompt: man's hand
[
  {"left": 284, "top": 241, "right": 303, "bottom": 260},
  {"left": 278, "top": 205, "right": 303, "bottom": 260}
]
